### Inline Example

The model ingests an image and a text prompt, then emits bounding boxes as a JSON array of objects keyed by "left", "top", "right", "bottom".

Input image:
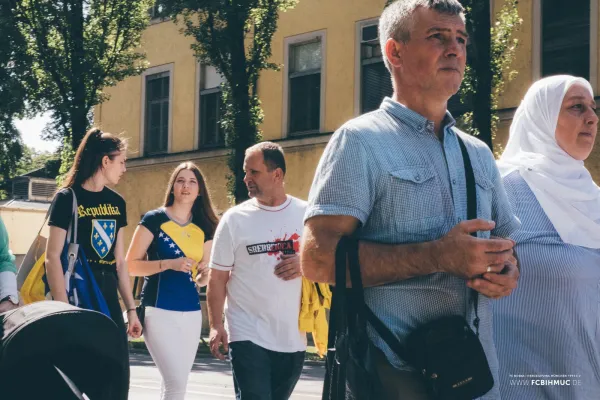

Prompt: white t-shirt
[{"left": 209, "top": 195, "right": 307, "bottom": 353}]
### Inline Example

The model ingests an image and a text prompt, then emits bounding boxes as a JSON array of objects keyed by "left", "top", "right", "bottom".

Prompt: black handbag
[{"left": 322, "top": 134, "right": 494, "bottom": 400}]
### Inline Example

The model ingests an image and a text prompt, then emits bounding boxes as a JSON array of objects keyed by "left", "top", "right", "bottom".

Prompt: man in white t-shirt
[{"left": 208, "top": 142, "right": 306, "bottom": 400}]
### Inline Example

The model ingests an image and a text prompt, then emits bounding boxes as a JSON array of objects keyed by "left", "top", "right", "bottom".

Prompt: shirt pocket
[
  {"left": 473, "top": 168, "right": 494, "bottom": 232},
  {"left": 388, "top": 166, "right": 445, "bottom": 240}
]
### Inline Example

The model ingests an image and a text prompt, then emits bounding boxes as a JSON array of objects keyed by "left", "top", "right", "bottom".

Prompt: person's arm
[
  {"left": 195, "top": 240, "right": 212, "bottom": 288},
  {"left": 114, "top": 229, "right": 142, "bottom": 337},
  {"left": 0, "top": 217, "right": 18, "bottom": 312},
  {"left": 207, "top": 214, "right": 234, "bottom": 360},
  {"left": 114, "top": 229, "right": 136, "bottom": 312},
  {"left": 45, "top": 226, "right": 69, "bottom": 302},
  {"left": 0, "top": 220, "right": 18, "bottom": 310},
  {"left": 126, "top": 225, "right": 194, "bottom": 276},
  {"left": 0, "top": 217, "right": 16, "bottom": 274},
  {"left": 301, "top": 215, "right": 515, "bottom": 287},
  {"left": 207, "top": 268, "right": 229, "bottom": 360}
]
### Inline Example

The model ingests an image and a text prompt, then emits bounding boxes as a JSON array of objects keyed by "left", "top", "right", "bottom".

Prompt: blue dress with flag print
[{"left": 139, "top": 208, "right": 211, "bottom": 312}]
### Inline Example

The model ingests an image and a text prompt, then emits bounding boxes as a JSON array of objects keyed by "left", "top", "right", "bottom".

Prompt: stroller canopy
[{"left": 0, "top": 301, "right": 128, "bottom": 399}]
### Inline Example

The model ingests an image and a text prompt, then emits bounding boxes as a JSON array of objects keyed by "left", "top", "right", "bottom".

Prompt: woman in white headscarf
[{"left": 493, "top": 75, "right": 600, "bottom": 400}]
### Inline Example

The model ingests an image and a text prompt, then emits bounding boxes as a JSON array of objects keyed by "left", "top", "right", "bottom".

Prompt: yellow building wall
[
  {"left": 0, "top": 208, "right": 49, "bottom": 256},
  {"left": 260, "top": 0, "right": 388, "bottom": 138},
  {"left": 494, "top": 0, "right": 534, "bottom": 112},
  {"left": 116, "top": 143, "right": 327, "bottom": 244},
  {"left": 96, "top": 21, "right": 198, "bottom": 157}
]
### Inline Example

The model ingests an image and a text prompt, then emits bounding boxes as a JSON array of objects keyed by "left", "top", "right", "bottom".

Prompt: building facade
[{"left": 95, "top": 0, "right": 600, "bottom": 244}]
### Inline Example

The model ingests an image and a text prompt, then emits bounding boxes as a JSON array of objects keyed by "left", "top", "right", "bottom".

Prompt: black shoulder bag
[{"left": 322, "top": 134, "right": 494, "bottom": 400}]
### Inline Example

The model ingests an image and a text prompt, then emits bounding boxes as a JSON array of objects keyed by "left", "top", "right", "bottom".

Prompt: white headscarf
[{"left": 498, "top": 75, "right": 600, "bottom": 248}]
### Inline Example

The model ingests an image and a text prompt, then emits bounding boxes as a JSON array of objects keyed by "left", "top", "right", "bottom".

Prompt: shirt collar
[{"left": 380, "top": 97, "right": 456, "bottom": 134}]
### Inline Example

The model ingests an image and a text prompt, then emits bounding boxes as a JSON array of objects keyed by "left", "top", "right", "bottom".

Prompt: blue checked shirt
[{"left": 305, "top": 98, "right": 520, "bottom": 399}]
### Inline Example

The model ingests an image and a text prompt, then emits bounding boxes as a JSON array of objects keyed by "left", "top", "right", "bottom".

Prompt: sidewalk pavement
[{"left": 128, "top": 337, "right": 326, "bottom": 366}]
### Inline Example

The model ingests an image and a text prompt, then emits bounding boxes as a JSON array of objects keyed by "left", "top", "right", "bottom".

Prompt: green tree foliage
[
  {"left": 159, "top": 0, "right": 297, "bottom": 204},
  {"left": 16, "top": 145, "right": 59, "bottom": 176},
  {"left": 8, "top": 0, "right": 154, "bottom": 149},
  {"left": 459, "top": 0, "right": 522, "bottom": 154},
  {"left": 0, "top": 1, "right": 35, "bottom": 199}
]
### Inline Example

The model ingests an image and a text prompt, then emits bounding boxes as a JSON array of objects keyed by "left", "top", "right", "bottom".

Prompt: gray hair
[{"left": 379, "top": 0, "right": 465, "bottom": 71}]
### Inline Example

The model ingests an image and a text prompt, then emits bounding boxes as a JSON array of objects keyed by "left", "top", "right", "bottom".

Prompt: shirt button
[
  {"left": 415, "top": 175, "right": 421, "bottom": 182},
  {"left": 452, "top": 179, "right": 457, "bottom": 185},
  {"left": 458, "top": 217, "right": 462, "bottom": 222},
  {"left": 418, "top": 125, "right": 424, "bottom": 132}
]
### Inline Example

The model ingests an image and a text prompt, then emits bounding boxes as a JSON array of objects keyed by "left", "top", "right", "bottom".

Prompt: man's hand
[
  {"left": 467, "top": 254, "right": 519, "bottom": 299},
  {"left": 0, "top": 299, "right": 18, "bottom": 313},
  {"left": 209, "top": 325, "right": 229, "bottom": 360},
  {"left": 435, "top": 219, "right": 515, "bottom": 279},
  {"left": 274, "top": 254, "right": 302, "bottom": 281}
]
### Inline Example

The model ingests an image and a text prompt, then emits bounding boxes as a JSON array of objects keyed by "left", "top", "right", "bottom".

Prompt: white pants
[{"left": 143, "top": 306, "right": 203, "bottom": 400}]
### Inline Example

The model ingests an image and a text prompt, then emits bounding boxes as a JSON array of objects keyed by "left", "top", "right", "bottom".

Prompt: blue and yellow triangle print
[{"left": 158, "top": 221, "right": 205, "bottom": 280}]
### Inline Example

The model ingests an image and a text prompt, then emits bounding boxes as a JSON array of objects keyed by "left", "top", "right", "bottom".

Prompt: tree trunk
[
  {"left": 69, "top": 0, "right": 88, "bottom": 149},
  {"left": 227, "top": 9, "right": 258, "bottom": 204},
  {"left": 467, "top": 1, "right": 493, "bottom": 150},
  {"left": 70, "top": 109, "right": 88, "bottom": 149}
]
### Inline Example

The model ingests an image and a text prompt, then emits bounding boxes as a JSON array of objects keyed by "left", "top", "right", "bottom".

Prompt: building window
[
  {"left": 144, "top": 70, "right": 170, "bottom": 156},
  {"left": 148, "top": 2, "right": 167, "bottom": 21},
  {"left": 542, "top": 0, "right": 590, "bottom": 79},
  {"left": 199, "top": 65, "right": 225, "bottom": 148},
  {"left": 355, "top": 20, "right": 466, "bottom": 117},
  {"left": 359, "top": 23, "right": 393, "bottom": 114},
  {"left": 286, "top": 33, "right": 324, "bottom": 136}
]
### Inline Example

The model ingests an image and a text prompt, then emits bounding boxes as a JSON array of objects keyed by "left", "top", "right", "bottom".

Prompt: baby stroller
[{"left": 0, "top": 301, "right": 128, "bottom": 399}]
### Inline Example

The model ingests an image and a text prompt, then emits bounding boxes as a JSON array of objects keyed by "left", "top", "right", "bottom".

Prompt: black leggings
[{"left": 93, "top": 269, "right": 130, "bottom": 400}]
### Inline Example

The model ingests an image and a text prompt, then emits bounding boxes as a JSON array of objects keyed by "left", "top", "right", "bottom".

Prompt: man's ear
[
  {"left": 385, "top": 38, "right": 403, "bottom": 69},
  {"left": 275, "top": 168, "right": 284, "bottom": 182}
]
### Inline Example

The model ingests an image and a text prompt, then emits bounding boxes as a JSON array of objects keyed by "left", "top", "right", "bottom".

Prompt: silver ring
[{"left": 486, "top": 266, "right": 492, "bottom": 273}]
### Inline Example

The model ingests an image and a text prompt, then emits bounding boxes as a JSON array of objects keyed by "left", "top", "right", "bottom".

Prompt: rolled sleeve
[
  {"left": 304, "top": 128, "right": 376, "bottom": 225},
  {"left": 209, "top": 213, "right": 234, "bottom": 271}
]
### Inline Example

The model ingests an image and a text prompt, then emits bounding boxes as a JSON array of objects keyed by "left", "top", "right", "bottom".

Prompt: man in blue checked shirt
[{"left": 301, "top": 1, "right": 520, "bottom": 399}]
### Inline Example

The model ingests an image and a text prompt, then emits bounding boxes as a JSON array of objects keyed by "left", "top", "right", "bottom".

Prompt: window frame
[
  {"left": 354, "top": 18, "right": 384, "bottom": 116},
  {"left": 195, "top": 63, "right": 226, "bottom": 149},
  {"left": 282, "top": 30, "right": 327, "bottom": 137},
  {"left": 532, "top": 0, "right": 598, "bottom": 91},
  {"left": 139, "top": 63, "right": 174, "bottom": 157},
  {"left": 148, "top": 2, "right": 169, "bottom": 25}
]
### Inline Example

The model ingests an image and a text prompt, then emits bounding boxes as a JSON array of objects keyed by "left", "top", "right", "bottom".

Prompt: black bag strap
[
  {"left": 334, "top": 236, "right": 408, "bottom": 360},
  {"left": 456, "top": 134, "right": 481, "bottom": 335}
]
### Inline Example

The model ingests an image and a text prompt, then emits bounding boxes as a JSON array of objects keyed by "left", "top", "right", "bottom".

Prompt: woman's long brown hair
[
  {"left": 62, "top": 128, "right": 126, "bottom": 188},
  {"left": 163, "top": 162, "right": 219, "bottom": 238}
]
